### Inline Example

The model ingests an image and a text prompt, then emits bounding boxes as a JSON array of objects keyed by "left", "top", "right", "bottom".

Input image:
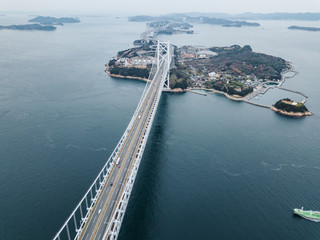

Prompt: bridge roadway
[{"left": 79, "top": 60, "right": 167, "bottom": 240}]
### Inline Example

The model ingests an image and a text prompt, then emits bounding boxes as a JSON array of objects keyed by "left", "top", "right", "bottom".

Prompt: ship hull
[{"left": 294, "top": 208, "right": 320, "bottom": 222}]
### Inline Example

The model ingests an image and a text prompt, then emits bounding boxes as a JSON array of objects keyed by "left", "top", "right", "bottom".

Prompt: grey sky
[{"left": 2, "top": 0, "right": 320, "bottom": 14}]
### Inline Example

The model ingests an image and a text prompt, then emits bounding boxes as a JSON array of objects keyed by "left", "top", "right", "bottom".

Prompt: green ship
[{"left": 294, "top": 207, "right": 320, "bottom": 222}]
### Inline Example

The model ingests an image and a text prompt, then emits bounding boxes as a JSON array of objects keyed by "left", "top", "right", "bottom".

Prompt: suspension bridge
[{"left": 53, "top": 41, "right": 173, "bottom": 240}]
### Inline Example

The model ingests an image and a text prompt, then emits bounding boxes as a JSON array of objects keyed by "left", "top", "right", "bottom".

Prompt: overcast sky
[{"left": 1, "top": 0, "right": 320, "bottom": 15}]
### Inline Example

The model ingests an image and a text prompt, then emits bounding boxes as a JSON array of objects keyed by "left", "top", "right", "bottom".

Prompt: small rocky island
[
  {"left": 271, "top": 98, "right": 312, "bottom": 117},
  {"left": 288, "top": 26, "right": 320, "bottom": 32}
]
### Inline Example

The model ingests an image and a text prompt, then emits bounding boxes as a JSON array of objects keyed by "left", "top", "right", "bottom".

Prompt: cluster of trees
[
  {"left": 169, "top": 67, "right": 192, "bottom": 89},
  {"left": 117, "top": 48, "right": 139, "bottom": 58},
  {"left": 208, "top": 45, "right": 287, "bottom": 80},
  {"left": 109, "top": 66, "right": 150, "bottom": 79},
  {"left": 274, "top": 99, "right": 309, "bottom": 113},
  {"left": 170, "top": 75, "right": 189, "bottom": 89},
  {"left": 108, "top": 59, "right": 117, "bottom": 67},
  {"left": 228, "top": 86, "right": 253, "bottom": 97}
]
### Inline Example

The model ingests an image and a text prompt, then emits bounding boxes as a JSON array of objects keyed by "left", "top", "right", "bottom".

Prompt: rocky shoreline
[
  {"left": 105, "top": 65, "right": 150, "bottom": 82},
  {"left": 270, "top": 106, "right": 312, "bottom": 117}
]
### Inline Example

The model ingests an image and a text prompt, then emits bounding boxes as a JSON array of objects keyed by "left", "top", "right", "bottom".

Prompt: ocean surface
[{"left": 0, "top": 15, "right": 320, "bottom": 240}]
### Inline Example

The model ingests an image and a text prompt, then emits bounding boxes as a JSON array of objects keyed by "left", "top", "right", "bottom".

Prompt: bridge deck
[{"left": 79, "top": 63, "right": 168, "bottom": 240}]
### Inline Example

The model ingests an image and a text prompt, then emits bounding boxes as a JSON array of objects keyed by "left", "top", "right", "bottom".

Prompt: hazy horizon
[{"left": 1, "top": 0, "right": 320, "bottom": 15}]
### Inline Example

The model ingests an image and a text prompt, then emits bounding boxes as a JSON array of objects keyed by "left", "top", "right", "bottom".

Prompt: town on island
[{"left": 106, "top": 18, "right": 311, "bottom": 118}]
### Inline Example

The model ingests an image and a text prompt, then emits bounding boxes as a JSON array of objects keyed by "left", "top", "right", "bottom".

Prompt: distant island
[
  {"left": 0, "top": 16, "right": 80, "bottom": 31},
  {"left": 202, "top": 17, "right": 260, "bottom": 27},
  {"left": 225, "top": 12, "right": 320, "bottom": 21},
  {"left": 288, "top": 26, "right": 320, "bottom": 32},
  {"left": 28, "top": 16, "right": 80, "bottom": 25},
  {"left": 0, "top": 24, "right": 56, "bottom": 31},
  {"left": 271, "top": 98, "right": 312, "bottom": 117},
  {"left": 132, "top": 12, "right": 320, "bottom": 21},
  {"left": 129, "top": 14, "right": 260, "bottom": 27},
  {"left": 150, "top": 21, "right": 194, "bottom": 35}
]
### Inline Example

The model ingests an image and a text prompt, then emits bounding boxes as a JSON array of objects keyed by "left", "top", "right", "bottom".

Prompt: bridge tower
[{"left": 157, "top": 41, "right": 172, "bottom": 90}]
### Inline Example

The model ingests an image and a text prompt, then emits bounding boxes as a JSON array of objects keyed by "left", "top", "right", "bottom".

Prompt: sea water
[{"left": 0, "top": 15, "right": 320, "bottom": 239}]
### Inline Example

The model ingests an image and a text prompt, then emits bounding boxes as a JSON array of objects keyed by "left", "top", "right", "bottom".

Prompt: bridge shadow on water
[{"left": 118, "top": 93, "right": 169, "bottom": 240}]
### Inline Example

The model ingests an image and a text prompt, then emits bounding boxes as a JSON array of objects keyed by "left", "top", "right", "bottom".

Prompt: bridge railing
[{"left": 52, "top": 42, "right": 162, "bottom": 240}]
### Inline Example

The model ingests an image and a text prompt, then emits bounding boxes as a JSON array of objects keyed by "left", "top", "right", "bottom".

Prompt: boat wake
[
  {"left": 261, "top": 161, "right": 319, "bottom": 172},
  {"left": 222, "top": 169, "right": 249, "bottom": 177}
]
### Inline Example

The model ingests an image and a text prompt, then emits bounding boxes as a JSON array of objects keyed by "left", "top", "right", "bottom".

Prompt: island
[
  {"left": 106, "top": 42, "right": 311, "bottom": 117},
  {"left": 230, "top": 12, "right": 320, "bottom": 21},
  {"left": 288, "top": 26, "right": 320, "bottom": 32},
  {"left": 0, "top": 16, "right": 80, "bottom": 31},
  {"left": 150, "top": 21, "right": 194, "bottom": 35},
  {"left": 106, "top": 43, "right": 287, "bottom": 91},
  {"left": 271, "top": 98, "right": 312, "bottom": 117},
  {"left": 202, "top": 17, "right": 260, "bottom": 27},
  {"left": 129, "top": 12, "right": 320, "bottom": 21},
  {"left": 28, "top": 16, "right": 80, "bottom": 25},
  {"left": 0, "top": 24, "right": 56, "bottom": 31}
]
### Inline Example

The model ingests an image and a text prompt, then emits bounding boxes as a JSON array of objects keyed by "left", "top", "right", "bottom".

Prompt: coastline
[
  {"left": 270, "top": 106, "right": 312, "bottom": 117},
  {"left": 192, "top": 88, "right": 311, "bottom": 117},
  {"left": 278, "top": 61, "right": 299, "bottom": 87},
  {"left": 105, "top": 65, "right": 150, "bottom": 82},
  {"left": 105, "top": 60, "right": 311, "bottom": 117}
]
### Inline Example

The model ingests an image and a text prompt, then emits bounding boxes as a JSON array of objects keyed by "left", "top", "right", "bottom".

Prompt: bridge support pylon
[{"left": 157, "top": 41, "right": 172, "bottom": 90}]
